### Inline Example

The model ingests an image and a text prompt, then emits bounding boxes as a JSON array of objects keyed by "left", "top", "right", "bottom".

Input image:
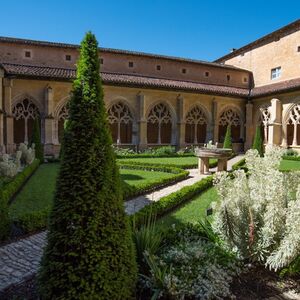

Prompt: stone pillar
[
  {"left": 212, "top": 99, "right": 218, "bottom": 143},
  {"left": 281, "top": 123, "right": 288, "bottom": 148},
  {"left": 137, "top": 93, "right": 147, "bottom": 150},
  {"left": 177, "top": 95, "right": 185, "bottom": 149},
  {"left": 3, "top": 78, "right": 14, "bottom": 153},
  {"left": 0, "top": 70, "right": 4, "bottom": 152},
  {"left": 44, "top": 86, "right": 56, "bottom": 153},
  {"left": 245, "top": 101, "right": 253, "bottom": 150},
  {"left": 268, "top": 98, "right": 282, "bottom": 146}
]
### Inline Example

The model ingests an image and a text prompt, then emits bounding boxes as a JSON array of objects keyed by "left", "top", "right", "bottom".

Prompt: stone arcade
[{"left": 1, "top": 19, "right": 300, "bottom": 156}]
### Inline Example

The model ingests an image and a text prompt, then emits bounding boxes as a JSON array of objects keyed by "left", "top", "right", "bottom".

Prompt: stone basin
[
  {"left": 195, "top": 148, "right": 232, "bottom": 158},
  {"left": 195, "top": 148, "right": 232, "bottom": 174}
]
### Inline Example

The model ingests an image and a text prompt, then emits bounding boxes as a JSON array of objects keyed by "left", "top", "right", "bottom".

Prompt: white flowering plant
[
  {"left": 141, "top": 223, "right": 240, "bottom": 299},
  {"left": 212, "top": 145, "right": 300, "bottom": 270}
]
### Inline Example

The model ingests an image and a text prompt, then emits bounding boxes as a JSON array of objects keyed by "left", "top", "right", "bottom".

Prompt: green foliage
[
  {"left": 142, "top": 223, "right": 239, "bottom": 300},
  {"left": 31, "top": 118, "right": 44, "bottom": 163},
  {"left": 284, "top": 149, "right": 299, "bottom": 157},
  {"left": 0, "top": 159, "right": 40, "bottom": 240},
  {"left": 38, "top": 32, "right": 137, "bottom": 299},
  {"left": 132, "top": 214, "right": 163, "bottom": 274},
  {"left": 252, "top": 126, "right": 263, "bottom": 156},
  {"left": 223, "top": 124, "right": 232, "bottom": 149},
  {"left": 120, "top": 164, "right": 188, "bottom": 200},
  {"left": 131, "top": 175, "right": 214, "bottom": 228},
  {"left": 282, "top": 155, "right": 300, "bottom": 161}
]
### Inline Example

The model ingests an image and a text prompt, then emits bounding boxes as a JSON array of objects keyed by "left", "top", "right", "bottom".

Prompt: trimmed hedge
[
  {"left": 130, "top": 175, "right": 214, "bottom": 227},
  {"left": 282, "top": 155, "right": 300, "bottom": 161},
  {"left": 118, "top": 159, "right": 198, "bottom": 169},
  {"left": 0, "top": 159, "right": 40, "bottom": 240},
  {"left": 231, "top": 158, "right": 246, "bottom": 172},
  {"left": 117, "top": 153, "right": 194, "bottom": 159},
  {"left": 9, "top": 164, "right": 189, "bottom": 235},
  {"left": 120, "top": 164, "right": 189, "bottom": 200}
]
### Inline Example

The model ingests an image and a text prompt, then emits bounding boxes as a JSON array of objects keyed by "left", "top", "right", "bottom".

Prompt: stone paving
[{"left": 0, "top": 155, "right": 244, "bottom": 292}]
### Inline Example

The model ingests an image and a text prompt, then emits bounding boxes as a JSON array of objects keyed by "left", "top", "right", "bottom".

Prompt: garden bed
[{"left": 8, "top": 163, "right": 188, "bottom": 235}]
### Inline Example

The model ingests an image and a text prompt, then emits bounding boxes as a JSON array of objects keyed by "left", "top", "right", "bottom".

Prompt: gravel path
[{"left": 0, "top": 155, "right": 244, "bottom": 293}]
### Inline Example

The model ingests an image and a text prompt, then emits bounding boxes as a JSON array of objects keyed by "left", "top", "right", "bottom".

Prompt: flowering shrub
[
  {"left": 213, "top": 145, "right": 300, "bottom": 270},
  {"left": 0, "top": 152, "right": 21, "bottom": 178},
  {"left": 141, "top": 223, "right": 239, "bottom": 299},
  {"left": 19, "top": 143, "right": 35, "bottom": 165}
]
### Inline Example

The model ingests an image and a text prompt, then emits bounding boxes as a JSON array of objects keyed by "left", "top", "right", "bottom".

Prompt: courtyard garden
[{"left": 0, "top": 32, "right": 300, "bottom": 300}]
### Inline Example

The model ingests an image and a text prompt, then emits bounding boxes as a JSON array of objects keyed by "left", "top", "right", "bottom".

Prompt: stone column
[
  {"left": 245, "top": 101, "right": 253, "bottom": 150},
  {"left": 212, "top": 99, "right": 218, "bottom": 143},
  {"left": 3, "top": 78, "right": 14, "bottom": 153},
  {"left": 268, "top": 98, "right": 282, "bottom": 146},
  {"left": 44, "top": 86, "right": 55, "bottom": 149},
  {"left": 177, "top": 95, "right": 185, "bottom": 149},
  {"left": 0, "top": 70, "right": 4, "bottom": 152},
  {"left": 137, "top": 93, "right": 147, "bottom": 150}
]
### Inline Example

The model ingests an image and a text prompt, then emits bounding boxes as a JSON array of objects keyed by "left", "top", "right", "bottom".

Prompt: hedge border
[
  {"left": 130, "top": 175, "right": 214, "bottom": 227},
  {"left": 9, "top": 163, "right": 189, "bottom": 235},
  {"left": 282, "top": 155, "right": 300, "bottom": 161},
  {"left": 118, "top": 160, "right": 199, "bottom": 170},
  {"left": 0, "top": 159, "right": 40, "bottom": 240},
  {"left": 120, "top": 164, "right": 189, "bottom": 200}
]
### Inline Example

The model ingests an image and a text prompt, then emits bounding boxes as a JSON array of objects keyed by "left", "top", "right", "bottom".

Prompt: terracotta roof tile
[
  {"left": 0, "top": 63, "right": 249, "bottom": 97},
  {"left": 250, "top": 78, "right": 300, "bottom": 97}
]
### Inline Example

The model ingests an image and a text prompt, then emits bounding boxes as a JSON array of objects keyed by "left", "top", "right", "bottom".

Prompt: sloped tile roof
[{"left": 0, "top": 63, "right": 250, "bottom": 97}]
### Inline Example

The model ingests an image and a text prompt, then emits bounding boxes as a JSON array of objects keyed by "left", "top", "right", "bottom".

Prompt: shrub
[
  {"left": 0, "top": 154, "right": 19, "bottom": 178},
  {"left": 223, "top": 124, "right": 232, "bottom": 149},
  {"left": 141, "top": 223, "right": 239, "bottom": 300},
  {"left": 131, "top": 175, "right": 213, "bottom": 228},
  {"left": 213, "top": 145, "right": 300, "bottom": 270},
  {"left": 38, "top": 32, "right": 137, "bottom": 299},
  {"left": 31, "top": 117, "right": 44, "bottom": 163},
  {"left": 0, "top": 159, "right": 40, "bottom": 240},
  {"left": 19, "top": 143, "right": 35, "bottom": 165},
  {"left": 284, "top": 149, "right": 299, "bottom": 157},
  {"left": 120, "top": 164, "right": 188, "bottom": 200},
  {"left": 252, "top": 126, "right": 263, "bottom": 156}
]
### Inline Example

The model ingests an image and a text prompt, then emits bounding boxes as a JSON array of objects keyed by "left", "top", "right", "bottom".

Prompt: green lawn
[
  {"left": 119, "top": 156, "right": 217, "bottom": 168},
  {"left": 157, "top": 187, "right": 218, "bottom": 229},
  {"left": 279, "top": 159, "right": 300, "bottom": 171},
  {"left": 9, "top": 163, "right": 179, "bottom": 221}
]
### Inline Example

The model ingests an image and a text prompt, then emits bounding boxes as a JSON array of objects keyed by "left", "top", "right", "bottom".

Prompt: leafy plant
[
  {"left": 132, "top": 213, "right": 163, "bottom": 274},
  {"left": 38, "top": 32, "right": 137, "bottom": 299},
  {"left": 223, "top": 124, "right": 232, "bottom": 149},
  {"left": 213, "top": 145, "right": 300, "bottom": 270},
  {"left": 252, "top": 126, "right": 263, "bottom": 156}
]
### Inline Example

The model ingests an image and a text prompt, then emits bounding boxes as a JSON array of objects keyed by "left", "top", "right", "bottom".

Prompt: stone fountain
[{"left": 195, "top": 141, "right": 232, "bottom": 174}]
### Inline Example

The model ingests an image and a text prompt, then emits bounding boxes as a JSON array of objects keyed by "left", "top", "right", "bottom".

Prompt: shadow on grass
[{"left": 120, "top": 174, "right": 144, "bottom": 181}]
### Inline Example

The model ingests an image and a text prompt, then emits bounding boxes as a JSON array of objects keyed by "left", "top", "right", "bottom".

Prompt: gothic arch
[
  {"left": 12, "top": 93, "right": 43, "bottom": 114},
  {"left": 185, "top": 103, "right": 209, "bottom": 144},
  {"left": 146, "top": 101, "right": 176, "bottom": 144},
  {"left": 107, "top": 99, "right": 135, "bottom": 144},
  {"left": 218, "top": 105, "right": 243, "bottom": 143},
  {"left": 12, "top": 97, "right": 41, "bottom": 144},
  {"left": 255, "top": 105, "right": 271, "bottom": 144},
  {"left": 283, "top": 102, "right": 300, "bottom": 146}
]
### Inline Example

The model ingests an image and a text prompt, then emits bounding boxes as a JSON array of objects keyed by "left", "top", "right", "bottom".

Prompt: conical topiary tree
[
  {"left": 31, "top": 117, "right": 44, "bottom": 163},
  {"left": 252, "top": 125, "right": 264, "bottom": 156},
  {"left": 38, "top": 32, "right": 137, "bottom": 299},
  {"left": 223, "top": 124, "right": 232, "bottom": 149}
]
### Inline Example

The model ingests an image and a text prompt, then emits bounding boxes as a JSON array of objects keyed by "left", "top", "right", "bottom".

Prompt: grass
[
  {"left": 279, "top": 159, "right": 300, "bottom": 171},
  {"left": 9, "top": 163, "right": 179, "bottom": 221},
  {"left": 119, "top": 156, "right": 217, "bottom": 168},
  {"left": 157, "top": 187, "right": 218, "bottom": 229}
]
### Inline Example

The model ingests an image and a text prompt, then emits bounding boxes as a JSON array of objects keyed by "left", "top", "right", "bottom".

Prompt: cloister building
[{"left": 1, "top": 19, "right": 300, "bottom": 156}]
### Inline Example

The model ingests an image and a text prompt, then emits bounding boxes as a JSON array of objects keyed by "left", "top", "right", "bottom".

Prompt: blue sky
[{"left": 0, "top": 0, "right": 299, "bottom": 61}]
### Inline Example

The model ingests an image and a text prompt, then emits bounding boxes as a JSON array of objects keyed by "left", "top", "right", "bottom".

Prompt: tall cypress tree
[
  {"left": 223, "top": 124, "right": 232, "bottom": 149},
  {"left": 31, "top": 117, "right": 44, "bottom": 163},
  {"left": 252, "top": 125, "right": 264, "bottom": 156},
  {"left": 38, "top": 32, "right": 137, "bottom": 299}
]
